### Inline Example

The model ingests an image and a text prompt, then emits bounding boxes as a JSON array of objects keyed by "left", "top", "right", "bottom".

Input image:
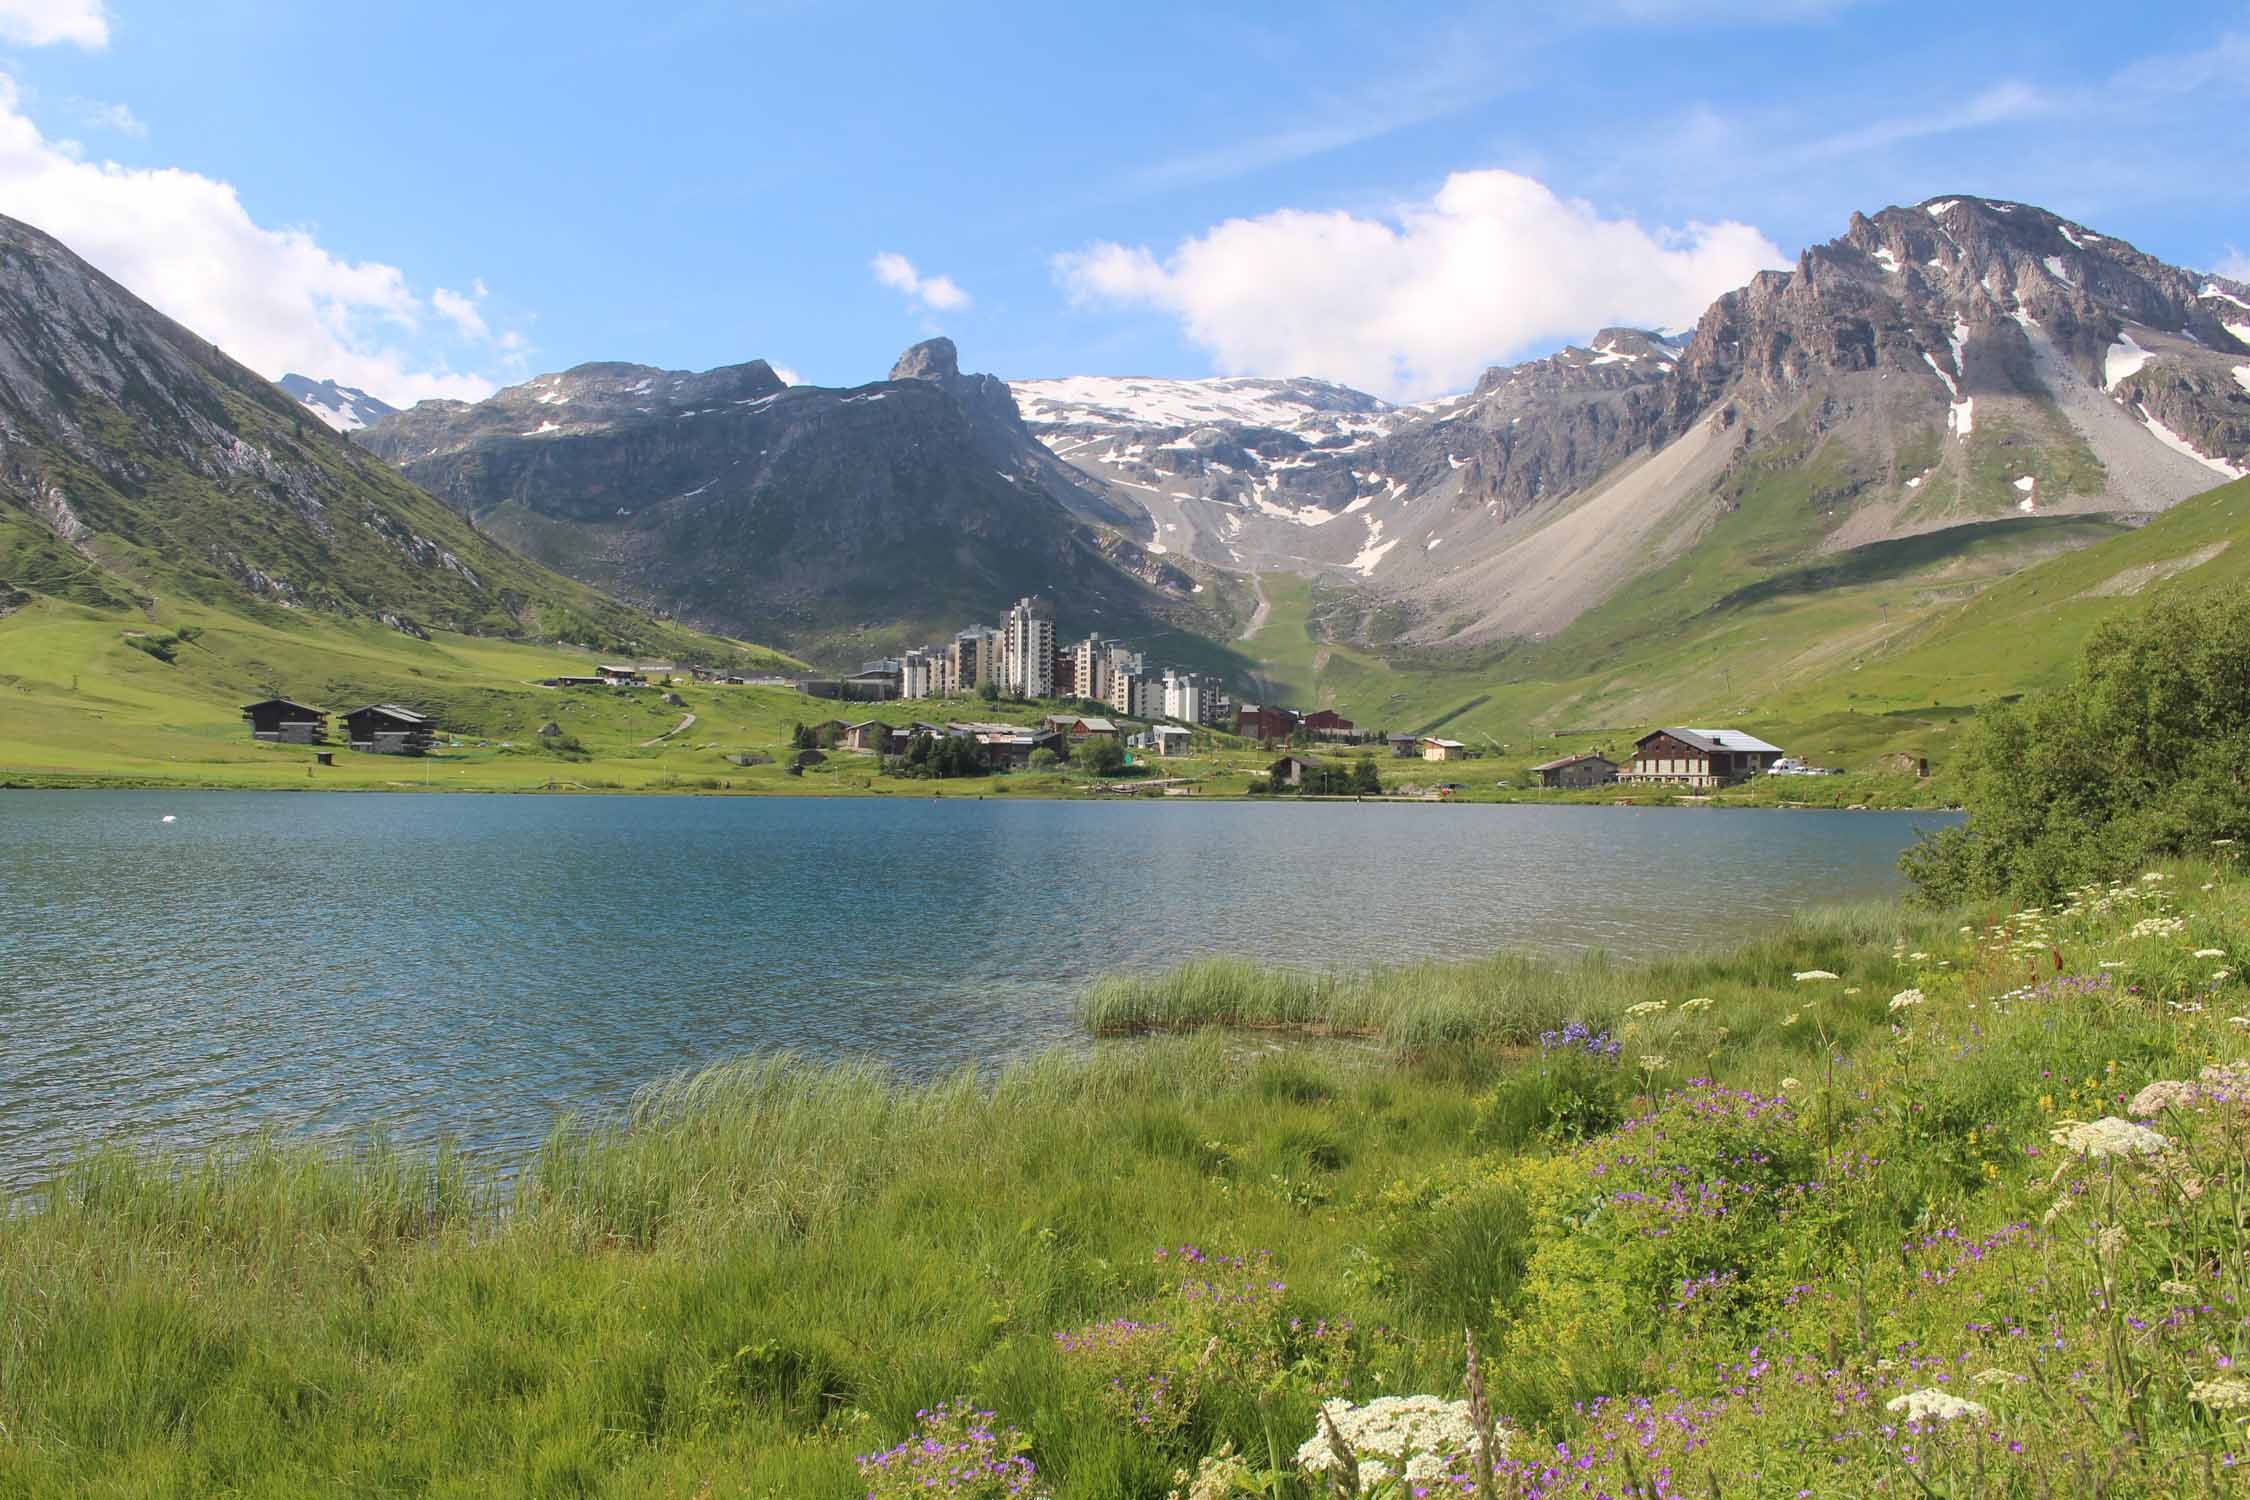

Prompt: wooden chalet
[
  {"left": 341, "top": 704, "right": 437, "bottom": 756},
  {"left": 1532, "top": 751, "right": 1617, "bottom": 789},
  {"left": 1622, "top": 728, "right": 1783, "bottom": 787},
  {"left": 1235, "top": 704, "right": 1298, "bottom": 742},
  {"left": 1387, "top": 732, "right": 1422, "bottom": 758},
  {"left": 1268, "top": 755, "right": 1319, "bottom": 787},
  {"left": 240, "top": 698, "right": 328, "bottom": 745},
  {"left": 1421, "top": 738, "right": 1468, "bottom": 762},
  {"left": 840, "top": 720, "right": 892, "bottom": 753}
]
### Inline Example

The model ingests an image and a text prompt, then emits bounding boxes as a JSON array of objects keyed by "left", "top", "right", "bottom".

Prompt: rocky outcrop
[{"left": 356, "top": 340, "right": 1208, "bottom": 654}]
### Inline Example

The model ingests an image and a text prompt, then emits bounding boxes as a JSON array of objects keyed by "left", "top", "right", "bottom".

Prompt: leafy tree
[
  {"left": 790, "top": 721, "right": 815, "bottom": 750},
  {"left": 1079, "top": 737, "right": 1127, "bottom": 777},
  {"left": 977, "top": 678, "right": 1002, "bottom": 703},
  {"left": 1903, "top": 586, "right": 2250, "bottom": 903},
  {"left": 1028, "top": 747, "right": 1060, "bottom": 770},
  {"left": 1351, "top": 757, "right": 1382, "bottom": 795}
]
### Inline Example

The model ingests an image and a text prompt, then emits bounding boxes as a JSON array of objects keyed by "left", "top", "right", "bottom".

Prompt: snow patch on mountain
[
  {"left": 2138, "top": 405, "right": 2247, "bottom": 479},
  {"left": 2105, "top": 333, "right": 2153, "bottom": 391}
]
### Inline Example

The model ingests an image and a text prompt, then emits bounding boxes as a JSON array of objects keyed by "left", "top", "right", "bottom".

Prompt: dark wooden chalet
[
  {"left": 1532, "top": 751, "right": 1617, "bottom": 789},
  {"left": 1268, "top": 755, "right": 1319, "bottom": 788},
  {"left": 341, "top": 704, "right": 437, "bottom": 755},
  {"left": 241, "top": 698, "right": 328, "bottom": 745},
  {"left": 1622, "top": 728, "right": 1783, "bottom": 788}
]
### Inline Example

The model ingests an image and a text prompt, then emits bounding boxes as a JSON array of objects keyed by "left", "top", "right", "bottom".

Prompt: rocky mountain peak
[
  {"left": 278, "top": 374, "right": 396, "bottom": 433},
  {"left": 890, "top": 337, "right": 961, "bottom": 384}
]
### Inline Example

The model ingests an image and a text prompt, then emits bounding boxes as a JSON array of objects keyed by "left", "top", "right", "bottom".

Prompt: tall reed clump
[{"left": 1081, "top": 898, "right": 1954, "bottom": 1056}]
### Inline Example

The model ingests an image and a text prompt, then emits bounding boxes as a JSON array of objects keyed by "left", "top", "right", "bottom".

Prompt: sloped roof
[
  {"left": 1642, "top": 727, "right": 1784, "bottom": 755},
  {"left": 345, "top": 703, "right": 430, "bottom": 724},
  {"left": 1533, "top": 751, "right": 1614, "bottom": 771},
  {"left": 241, "top": 697, "right": 323, "bottom": 715}
]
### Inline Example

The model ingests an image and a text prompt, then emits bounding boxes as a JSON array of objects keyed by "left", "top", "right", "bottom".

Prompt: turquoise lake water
[{"left": 0, "top": 791, "right": 1957, "bottom": 1193}]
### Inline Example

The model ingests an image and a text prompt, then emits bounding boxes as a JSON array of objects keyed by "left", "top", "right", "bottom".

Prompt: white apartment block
[
  {"left": 1002, "top": 596, "right": 1055, "bottom": 699},
  {"left": 900, "top": 647, "right": 938, "bottom": 700}
]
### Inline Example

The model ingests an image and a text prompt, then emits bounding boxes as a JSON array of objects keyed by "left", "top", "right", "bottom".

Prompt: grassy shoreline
[{"left": 5, "top": 867, "right": 2244, "bottom": 1496}]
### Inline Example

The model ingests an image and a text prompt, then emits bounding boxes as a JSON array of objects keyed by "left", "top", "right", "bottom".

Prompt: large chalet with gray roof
[{"left": 1621, "top": 728, "right": 1784, "bottom": 787}]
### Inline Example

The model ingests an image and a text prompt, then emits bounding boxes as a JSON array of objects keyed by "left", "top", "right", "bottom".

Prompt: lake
[{"left": 0, "top": 791, "right": 1955, "bottom": 1194}]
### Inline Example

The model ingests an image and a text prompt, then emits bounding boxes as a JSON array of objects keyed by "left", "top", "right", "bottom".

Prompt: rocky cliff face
[
  {"left": 0, "top": 211, "right": 690, "bottom": 649},
  {"left": 357, "top": 338, "right": 1205, "bottom": 654},
  {"left": 1023, "top": 196, "right": 2250, "bottom": 646}
]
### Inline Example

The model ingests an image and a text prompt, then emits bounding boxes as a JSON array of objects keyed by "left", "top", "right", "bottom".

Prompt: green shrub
[{"left": 1907, "top": 586, "right": 2250, "bottom": 902}]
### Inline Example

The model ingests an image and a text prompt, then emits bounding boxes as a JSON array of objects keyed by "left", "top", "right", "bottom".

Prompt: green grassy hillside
[{"left": 1236, "top": 476, "right": 2250, "bottom": 788}]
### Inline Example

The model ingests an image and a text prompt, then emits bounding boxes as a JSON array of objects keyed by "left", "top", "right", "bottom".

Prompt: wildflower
[
  {"left": 2099, "top": 960, "right": 2128, "bottom": 968},
  {"left": 1625, "top": 1001, "right": 1669, "bottom": 1018},
  {"left": 1639, "top": 1055, "right": 1669, "bottom": 1075},
  {"left": 2129, "top": 1079, "right": 2200, "bottom": 1115},
  {"left": 1970, "top": 1368, "right": 2018, "bottom": 1389},
  {"left": 2199, "top": 1061, "right": 2250, "bottom": 1092},
  {"left": 1794, "top": 970, "right": 1840, "bottom": 982},
  {"left": 1296, "top": 1395, "right": 1496, "bottom": 1489},
  {"left": 2189, "top": 1376, "right": 2250, "bottom": 1413},
  {"left": 1781, "top": 1011, "right": 1801, "bottom": 1026},
  {"left": 1843, "top": 986, "right": 1861, "bottom": 995},
  {"left": 2216, "top": 969, "right": 2234, "bottom": 981},
  {"left": 2095, "top": 1224, "right": 2128, "bottom": 1257},
  {"left": 2195, "top": 949, "right": 2227, "bottom": 959},
  {"left": 2161, "top": 1280, "right": 2197, "bottom": 1297},
  {"left": 2231, "top": 1017, "right": 2250, "bottom": 1028},
  {"left": 1780, "top": 1076, "right": 1803, "bottom": 1092},
  {"left": 1169, "top": 1442, "right": 1253, "bottom": 1500},
  {"left": 1885, "top": 1389, "right": 1989, "bottom": 1423},
  {"left": 1680, "top": 996, "right": 1715, "bottom": 1012},
  {"left": 1888, "top": 988, "right": 1926, "bottom": 1013},
  {"left": 2048, "top": 1117, "right": 2170, "bottom": 1159},
  {"left": 1908, "top": 951, "right": 1930, "bottom": 961},
  {"left": 2142, "top": 872, "right": 2167, "bottom": 883}
]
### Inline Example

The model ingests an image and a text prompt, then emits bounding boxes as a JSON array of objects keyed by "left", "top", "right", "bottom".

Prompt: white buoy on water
[{"left": 160, "top": 814, "right": 176, "bottom": 823}]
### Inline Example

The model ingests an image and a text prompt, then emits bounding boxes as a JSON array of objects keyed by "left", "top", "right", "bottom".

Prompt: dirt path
[
  {"left": 1239, "top": 572, "right": 1271, "bottom": 641},
  {"left": 641, "top": 712, "right": 697, "bottom": 747}
]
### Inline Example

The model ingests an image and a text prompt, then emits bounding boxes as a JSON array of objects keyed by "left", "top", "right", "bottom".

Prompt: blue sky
[{"left": 0, "top": 0, "right": 2244, "bottom": 403}]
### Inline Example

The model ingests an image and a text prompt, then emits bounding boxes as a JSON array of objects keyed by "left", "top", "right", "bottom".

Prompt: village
[{"left": 232, "top": 602, "right": 1828, "bottom": 800}]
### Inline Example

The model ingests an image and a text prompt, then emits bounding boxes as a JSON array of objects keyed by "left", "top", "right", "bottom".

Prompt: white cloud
[
  {"left": 1055, "top": 168, "right": 1784, "bottom": 401},
  {"left": 0, "top": 0, "right": 107, "bottom": 48},
  {"left": 2214, "top": 248, "right": 2250, "bottom": 282},
  {"left": 870, "top": 250, "right": 970, "bottom": 312},
  {"left": 69, "top": 96, "right": 139, "bottom": 135},
  {"left": 431, "top": 285, "right": 490, "bottom": 342},
  {"left": 0, "top": 75, "right": 506, "bottom": 405},
  {"left": 1780, "top": 81, "right": 2050, "bottom": 165}
]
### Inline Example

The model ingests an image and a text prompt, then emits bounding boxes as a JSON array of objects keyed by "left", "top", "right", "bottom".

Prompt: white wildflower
[
  {"left": 1970, "top": 1368, "right": 2018, "bottom": 1389},
  {"left": 1679, "top": 997, "right": 1715, "bottom": 1013},
  {"left": 1908, "top": 951, "right": 1931, "bottom": 961},
  {"left": 2189, "top": 1376, "right": 2250, "bottom": 1413},
  {"left": 1639, "top": 1055, "right": 1669, "bottom": 1075},
  {"left": 1780, "top": 1077, "right": 1803, "bottom": 1092},
  {"left": 2142, "top": 872, "right": 2167, "bottom": 883},
  {"left": 1888, "top": 988, "right": 1926, "bottom": 1013},
  {"left": 2048, "top": 1117, "right": 2170, "bottom": 1159},
  {"left": 2130, "top": 1080, "right": 2200, "bottom": 1116},
  {"left": 2099, "top": 960, "right": 2128, "bottom": 969},
  {"left": 1296, "top": 1395, "right": 1497, "bottom": 1488},
  {"left": 1625, "top": 1001, "right": 1668, "bottom": 1018},
  {"left": 2160, "top": 1280, "right": 2197, "bottom": 1297},
  {"left": 2216, "top": 969, "right": 2234, "bottom": 982},
  {"left": 1794, "top": 970, "right": 1840, "bottom": 982},
  {"left": 1885, "top": 1389, "right": 1989, "bottom": 1423},
  {"left": 2195, "top": 949, "right": 2227, "bottom": 959}
]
